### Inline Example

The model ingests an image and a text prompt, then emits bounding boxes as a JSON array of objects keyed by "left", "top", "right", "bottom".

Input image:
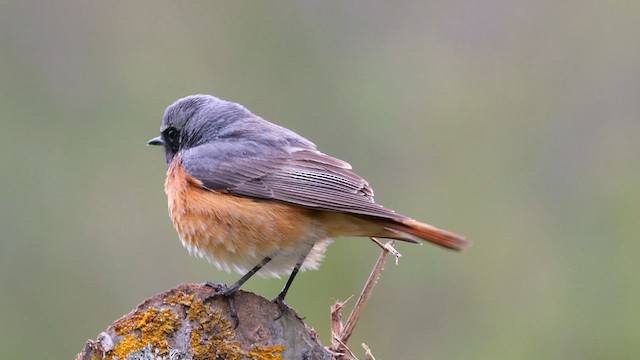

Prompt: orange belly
[{"left": 164, "top": 158, "right": 333, "bottom": 277}]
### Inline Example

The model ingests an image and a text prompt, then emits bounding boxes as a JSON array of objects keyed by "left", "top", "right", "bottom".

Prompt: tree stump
[{"left": 76, "top": 283, "right": 334, "bottom": 360}]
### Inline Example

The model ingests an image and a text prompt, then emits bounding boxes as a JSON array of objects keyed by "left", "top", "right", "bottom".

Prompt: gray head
[
  {"left": 148, "top": 94, "right": 315, "bottom": 164},
  {"left": 147, "top": 95, "right": 253, "bottom": 163}
]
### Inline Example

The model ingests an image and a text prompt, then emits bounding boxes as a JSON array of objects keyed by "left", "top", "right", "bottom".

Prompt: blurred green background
[{"left": 2, "top": 1, "right": 639, "bottom": 359}]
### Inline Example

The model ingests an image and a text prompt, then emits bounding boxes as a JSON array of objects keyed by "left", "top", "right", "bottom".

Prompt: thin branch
[
  {"left": 362, "top": 343, "right": 377, "bottom": 360},
  {"left": 340, "top": 238, "right": 398, "bottom": 343},
  {"left": 329, "top": 238, "right": 400, "bottom": 358}
]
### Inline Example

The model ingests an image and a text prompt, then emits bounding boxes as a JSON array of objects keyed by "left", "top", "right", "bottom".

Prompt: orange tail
[{"left": 384, "top": 218, "right": 471, "bottom": 251}]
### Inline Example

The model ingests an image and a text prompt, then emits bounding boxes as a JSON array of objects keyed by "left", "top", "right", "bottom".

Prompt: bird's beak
[{"left": 147, "top": 136, "right": 164, "bottom": 146}]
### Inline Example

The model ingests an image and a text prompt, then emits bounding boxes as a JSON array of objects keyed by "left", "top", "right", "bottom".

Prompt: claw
[
  {"left": 272, "top": 295, "right": 289, "bottom": 320},
  {"left": 202, "top": 281, "right": 239, "bottom": 298},
  {"left": 201, "top": 282, "right": 240, "bottom": 328},
  {"left": 196, "top": 256, "right": 275, "bottom": 329}
]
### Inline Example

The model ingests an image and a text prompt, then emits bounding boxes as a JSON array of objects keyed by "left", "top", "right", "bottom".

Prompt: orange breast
[{"left": 164, "top": 157, "right": 326, "bottom": 275}]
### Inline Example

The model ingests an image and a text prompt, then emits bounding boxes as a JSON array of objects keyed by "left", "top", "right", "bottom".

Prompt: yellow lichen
[
  {"left": 187, "top": 299, "right": 243, "bottom": 360},
  {"left": 107, "top": 306, "right": 180, "bottom": 360},
  {"left": 247, "top": 345, "right": 285, "bottom": 360},
  {"left": 186, "top": 299, "right": 284, "bottom": 360},
  {"left": 164, "top": 289, "right": 194, "bottom": 306},
  {"left": 108, "top": 334, "right": 144, "bottom": 360},
  {"left": 191, "top": 328, "right": 243, "bottom": 360},
  {"left": 105, "top": 293, "right": 284, "bottom": 360}
]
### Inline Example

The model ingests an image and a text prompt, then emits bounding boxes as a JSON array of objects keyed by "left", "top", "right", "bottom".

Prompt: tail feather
[{"left": 384, "top": 218, "right": 470, "bottom": 251}]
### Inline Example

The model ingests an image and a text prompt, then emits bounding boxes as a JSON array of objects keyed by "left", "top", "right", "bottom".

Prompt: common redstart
[{"left": 148, "top": 94, "right": 469, "bottom": 321}]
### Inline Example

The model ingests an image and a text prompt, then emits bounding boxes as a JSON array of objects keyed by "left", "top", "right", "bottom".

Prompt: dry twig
[
  {"left": 328, "top": 238, "right": 400, "bottom": 359},
  {"left": 362, "top": 343, "right": 376, "bottom": 360}
]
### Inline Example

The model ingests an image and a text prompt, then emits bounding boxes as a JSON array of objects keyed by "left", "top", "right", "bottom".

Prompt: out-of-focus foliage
[{"left": 1, "top": 2, "right": 638, "bottom": 359}]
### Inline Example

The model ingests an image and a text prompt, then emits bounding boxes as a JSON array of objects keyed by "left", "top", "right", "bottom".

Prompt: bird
[{"left": 148, "top": 94, "right": 469, "bottom": 323}]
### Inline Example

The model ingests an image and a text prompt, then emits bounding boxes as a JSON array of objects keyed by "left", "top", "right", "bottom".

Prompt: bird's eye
[{"left": 164, "top": 127, "right": 179, "bottom": 144}]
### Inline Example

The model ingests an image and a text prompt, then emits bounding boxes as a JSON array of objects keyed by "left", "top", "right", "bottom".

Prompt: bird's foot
[
  {"left": 202, "top": 282, "right": 240, "bottom": 328},
  {"left": 272, "top": 294, "right": 289, "bottom": 320},
  {"left": 202, "top": 281, "right": 240, "bottom": 298}
]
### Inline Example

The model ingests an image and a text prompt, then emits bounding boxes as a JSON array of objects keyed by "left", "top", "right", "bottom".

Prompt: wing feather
[{"left": 181, "top": 144, "right": 398, "bottom": 219}]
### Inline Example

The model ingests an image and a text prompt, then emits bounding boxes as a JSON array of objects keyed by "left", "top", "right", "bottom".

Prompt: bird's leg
[
  {"left": 204, "top": 255, "right": 273, "bottom": 296},
  {"left": 203, "top": 255, "right": 273, "bottom": 328},
  {"left": 272, "top": 266, "right": 299, "bottom": 320},
  {"left": 273, "top": 251, "right": 310, "bottom": 320}
]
